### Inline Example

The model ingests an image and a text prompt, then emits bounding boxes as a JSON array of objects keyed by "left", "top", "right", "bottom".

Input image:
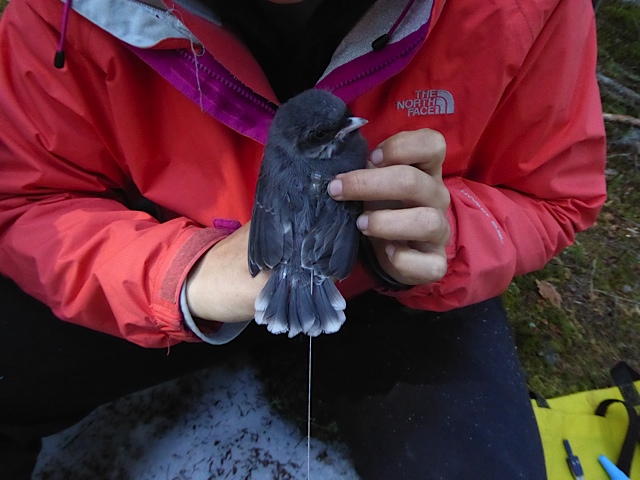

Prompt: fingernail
[
  {"left": 385, "top": 244, "right": 395, "bottom": 258},
  {"left": 328, "top": 179, "right": 342, "bottom": 197},
  {"left": 357, "top": 214, "right": 368, "bottom": 231},
  {"left": 370, "top": 148, "right": 383, "bottom": 165}
]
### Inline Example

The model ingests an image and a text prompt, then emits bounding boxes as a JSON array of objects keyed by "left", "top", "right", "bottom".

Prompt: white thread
[
  {"left": 307, "top": 335, "right": 312, "bottom": 480},
  {"left": 165, "top": 2, "right": 204, "bottom": 111},
  {"left": 189, "top": 39, "right": 204, "bottom": 111},
  {"left": 164, "top": 2, "right": 199, "bottom": 40}
]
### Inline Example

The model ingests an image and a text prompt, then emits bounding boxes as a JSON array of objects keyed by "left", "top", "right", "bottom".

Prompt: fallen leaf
[
  {"left": 549, "top": 324, "right": 563, "bottom": 335},
  {"left": 535, "top": 279, "right": 563, "bottom": 309}
]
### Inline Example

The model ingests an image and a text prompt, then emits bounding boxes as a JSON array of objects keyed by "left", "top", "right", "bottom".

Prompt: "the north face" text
[{"left": 396, "top": 90, "right": 454, "bottom": 116}]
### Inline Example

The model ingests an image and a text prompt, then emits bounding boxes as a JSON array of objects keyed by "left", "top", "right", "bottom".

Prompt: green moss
[
  {"left": 508, "top": 142, "right": 640, "bottom": 398},
  {"left": 596, "top": 0, "right": 640, "bottom": 118}
]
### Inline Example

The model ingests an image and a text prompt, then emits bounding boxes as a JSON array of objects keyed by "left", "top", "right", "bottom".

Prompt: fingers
[
  {"left": 372, "top": 129, "right": 446, "bottom": 178},
  {"left": 329, "top": 164, "right": 450, "bottom": 211},
  {"left": 370, "top": 238, "right": 448, "bottom": 286},
  {"left": 328, "top": 128, "right": 449, "bottom": 209},
  {"left": 359, "top": 207, "right": 450, "bottom": 285},
  {"left": 357, "top": 207, "right": 450, "bottom": 247},
  {"left": 327, "top": 128, "right": 451, "bottom": 286}
]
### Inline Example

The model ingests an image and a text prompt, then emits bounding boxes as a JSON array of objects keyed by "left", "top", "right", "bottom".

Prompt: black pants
[{"left": 0, "top": 275, "right": 546, "bottom": 479}]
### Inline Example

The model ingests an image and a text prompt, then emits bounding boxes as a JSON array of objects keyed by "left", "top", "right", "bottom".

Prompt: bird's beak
[{"left": 336, "top": 117, "right": 368, "bottom": 140}]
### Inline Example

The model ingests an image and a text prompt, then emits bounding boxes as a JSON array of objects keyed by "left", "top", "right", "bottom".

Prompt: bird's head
[{"left": 270, "top": 89, "right": 368, "bottom": 159}]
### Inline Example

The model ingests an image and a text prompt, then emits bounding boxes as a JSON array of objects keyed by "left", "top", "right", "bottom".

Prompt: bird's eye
[{"left": 312, "top": 130, "right": 329, "bottom": 140}]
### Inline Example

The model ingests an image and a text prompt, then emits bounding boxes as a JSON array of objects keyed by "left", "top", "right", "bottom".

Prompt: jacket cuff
[
  {"left": 151, "top": 220, "right": 244, "bottom": 344},
  {"left": 180, "top": 282, "right": 250, "bottom": 345}
]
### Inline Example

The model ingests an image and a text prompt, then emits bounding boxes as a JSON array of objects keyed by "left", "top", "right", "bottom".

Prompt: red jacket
[{"left": 0, "top": 0, "right": 606, "bottom": 347}]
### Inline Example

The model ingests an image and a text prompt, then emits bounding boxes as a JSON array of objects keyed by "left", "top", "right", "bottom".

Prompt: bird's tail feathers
[
  {"left": 254, "top": 270, "right": 289, "bottom": 335},
  {"left": 312, "top": 280, "right": 346, "bottom": 335},
  {"left": 254, "top": 269, "right": 346, "bottom": 338}
]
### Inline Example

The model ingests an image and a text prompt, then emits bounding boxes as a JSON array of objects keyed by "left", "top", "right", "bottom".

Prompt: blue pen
[
  {"left": 563, "top": 439, "right": 585, "bottom": 480},
  {"left": 599, "top": 455, "right": 631, "bottom": 480}
]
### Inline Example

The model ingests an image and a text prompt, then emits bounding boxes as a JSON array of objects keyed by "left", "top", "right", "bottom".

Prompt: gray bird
[{"left": 248, "top": 89, "right": 369, "bottom": 337}]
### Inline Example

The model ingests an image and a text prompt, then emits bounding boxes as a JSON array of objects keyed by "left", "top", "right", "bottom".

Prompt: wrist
[
  {"left": 184, "top": 224, "right": 268, "bottom": 323},
  {"left": 180, "top": 282, "right": 250, "bottom": 344}
]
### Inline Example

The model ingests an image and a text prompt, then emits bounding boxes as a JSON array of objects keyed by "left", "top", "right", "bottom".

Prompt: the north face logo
[{"left": 396, "top": 90, "right": 454, "bottom": 116}]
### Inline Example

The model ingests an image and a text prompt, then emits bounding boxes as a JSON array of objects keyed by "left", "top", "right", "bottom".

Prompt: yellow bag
[{"left": 533, "top": 363, "right": 640, "bottom": 479}]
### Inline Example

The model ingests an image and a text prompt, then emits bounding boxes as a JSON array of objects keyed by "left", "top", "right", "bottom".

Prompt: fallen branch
[
  {"left": 593, "top": 289, "right": 640, "bottom": 306},
  {"left": 603, "top": 113, "right": 640, "bottom": 128},
  {"left": 597, "top": 72, "right": 640, "bottom": 107}
]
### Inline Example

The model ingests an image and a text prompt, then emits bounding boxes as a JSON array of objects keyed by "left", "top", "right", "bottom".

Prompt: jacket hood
[
  {"left": 59, "top": 0, "right": 436, "bottom": 96},
  {"left": 53, "top": 0, "right": 438, "bottom": 143},
  {"left": 60, "top": 0, "right": 198, "bottom": 49}
]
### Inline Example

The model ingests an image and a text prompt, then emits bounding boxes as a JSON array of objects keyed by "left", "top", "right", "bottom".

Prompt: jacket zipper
[
  {"left": 178, "top": 49, "right": 277, "bottom": 115},
  {"left": 330, "top": 35, "right": 426, "bottom": 93}
]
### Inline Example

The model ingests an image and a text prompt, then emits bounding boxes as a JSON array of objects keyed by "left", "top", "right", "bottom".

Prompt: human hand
[
  {"left": 328, "top": 129, "right": 450, "bottom": 286},
  {"left": 185, "top": 222, "right": 268, "bottom": 322}
]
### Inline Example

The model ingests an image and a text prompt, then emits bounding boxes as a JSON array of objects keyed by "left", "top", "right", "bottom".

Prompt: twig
[
  {"left": 606, "top": 152, "right": 636, "bottom": 160},
  {"left": 603, "top": 113, "right": 640, "bottom": 128},
  {"left": 589, "top": 258, "right": 597, "bottom": 298},
  {"left": 592, "top": 289, "right": 640, "bottom": 306},
  {"left": 597, "top": 72, "right": 640, "bottom": 107}
]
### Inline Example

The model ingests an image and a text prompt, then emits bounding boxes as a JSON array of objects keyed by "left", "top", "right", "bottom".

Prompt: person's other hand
[
  {"left": 328, "top": 129, "right": 450, "bottom": 286},
  {"left": 185, "top": 222, "right": 268, "bottom": 322}
]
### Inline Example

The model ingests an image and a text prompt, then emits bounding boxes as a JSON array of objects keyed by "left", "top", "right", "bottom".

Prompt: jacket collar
[
  {"left": 64, "top": 0, "right": 198, "bottom": 49},
  {"left": 64, "top": 0, "right": 436, "bottom": 89},
  {"left": 61, "top": 0, "right": 440, "bottom": 142}
]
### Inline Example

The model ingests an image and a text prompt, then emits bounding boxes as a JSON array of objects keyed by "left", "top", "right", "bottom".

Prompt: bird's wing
[
  {"left": 248, "top": 170, "right": 294, "bottom": 277},
  {"left": 301, "top": 196, "right": 362, "bottom": 281}
]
